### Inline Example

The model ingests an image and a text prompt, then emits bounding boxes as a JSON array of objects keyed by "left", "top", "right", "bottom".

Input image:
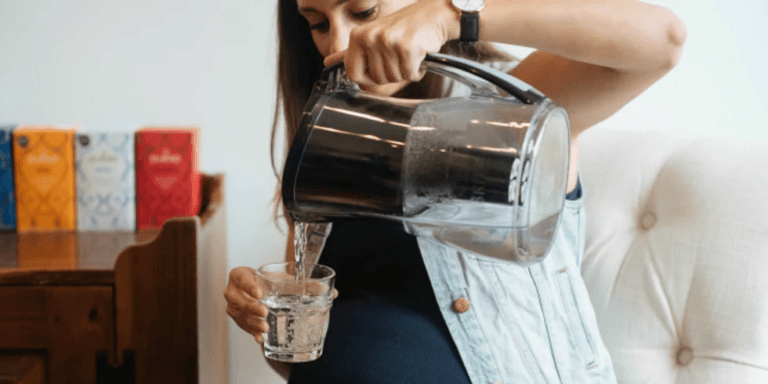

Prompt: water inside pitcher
[{"left": 283, "top": 53, "right": 570, "bottom": 265}]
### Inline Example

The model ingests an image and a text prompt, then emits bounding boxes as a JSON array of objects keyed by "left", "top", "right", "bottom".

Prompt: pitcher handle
[{"left": 320, "top": 52, "right": 544, "bottom": 105}]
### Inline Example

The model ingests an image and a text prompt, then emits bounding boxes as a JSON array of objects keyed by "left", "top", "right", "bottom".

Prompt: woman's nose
[{"left": 328, "top": 23, "right": 351, "bottom": 56}]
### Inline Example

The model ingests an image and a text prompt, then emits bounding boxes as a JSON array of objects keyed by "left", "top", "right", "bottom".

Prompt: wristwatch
[{"left": 450, "top": 0, "right": 487, "bottom": 44}]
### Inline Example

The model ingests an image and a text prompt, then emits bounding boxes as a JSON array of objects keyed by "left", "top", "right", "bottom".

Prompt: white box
[{"left": 75, "top": 132, "right": 136, "bottom": 231}]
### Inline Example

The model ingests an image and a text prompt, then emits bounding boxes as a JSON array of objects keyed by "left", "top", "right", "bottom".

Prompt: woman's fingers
[
  {"left": 338, "top": 1, "right": 447, "bottom": 86},
  {"left": 405, "top": 41, "right": 428, "bottom": 82},
  {"left": 376, "top": 31, "right": 405, "bottom": 83},
  {"left": 239, "top": 293, "right": 268, "bottom": 318},
  {"left": 227, "top": 305, "right": 270, "bottom": 339},
  {"left": 348, "top": 28, "right": 401, "bottom": 85},
  {"left": 225, "top": 267, "right": 272, "bottom": 345},
  {"left": 230, "top": 267, "right": 261, "bottom": 299},
  {"left": 396, "top": 42, "right": 416, "bottom": 82},
  {"left": 245, "top": 313, "right": 270, "bottom": 334},
  {"left": 366, "top": 46, "right": 390, "bottom": 85},
  {"left": 225, "top": 282, "right": 269, "bottom": 318},
  {"left": 323, "top": 50, "right": 346, "bottom": 68},
  {"left": 346, "top": 29, "right": 374, "bottom": 86}
]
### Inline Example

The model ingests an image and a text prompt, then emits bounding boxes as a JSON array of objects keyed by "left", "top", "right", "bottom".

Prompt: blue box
[
  {"left": 75, "top": 132, "right": 136, "bottom": 231},
  {"left": 0, "top": 126, "right": 16, "bottom": 230}
]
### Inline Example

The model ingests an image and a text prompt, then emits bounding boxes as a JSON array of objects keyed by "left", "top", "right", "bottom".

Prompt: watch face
[{"left": 452, "top": 0, "right": 486, "bottom": 12}]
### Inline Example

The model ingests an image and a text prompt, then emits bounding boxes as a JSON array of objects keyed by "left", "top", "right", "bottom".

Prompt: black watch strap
[{"left": 459, "top": 12, "right": 479, "bottom": 43}]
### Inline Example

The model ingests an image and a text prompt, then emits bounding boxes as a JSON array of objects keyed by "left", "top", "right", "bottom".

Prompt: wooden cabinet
[
  {"left": 0, "top": 353, "right": 45, "bottom": 384},
  {"left": 0, "top": 174, "right": 228, "bottom": 384}
]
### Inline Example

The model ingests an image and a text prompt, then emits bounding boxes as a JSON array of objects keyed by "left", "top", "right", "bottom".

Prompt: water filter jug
[{"left": 283, "top": 53, "right": 570, "bottom": 265}]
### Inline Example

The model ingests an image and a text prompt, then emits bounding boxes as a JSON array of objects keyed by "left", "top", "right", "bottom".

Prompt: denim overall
[{"left": 417, "top": 190, "right": 617, "bottom": 384}]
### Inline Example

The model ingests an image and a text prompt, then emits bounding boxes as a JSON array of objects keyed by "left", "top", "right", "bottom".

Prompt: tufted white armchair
[{"left": 578, "top": 127, "right": 768, "bottom": 383}]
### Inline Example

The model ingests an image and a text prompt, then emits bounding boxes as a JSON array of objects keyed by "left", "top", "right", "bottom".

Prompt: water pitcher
[{"left": 283, "top": 53, "right": 570, "bottom": 265}]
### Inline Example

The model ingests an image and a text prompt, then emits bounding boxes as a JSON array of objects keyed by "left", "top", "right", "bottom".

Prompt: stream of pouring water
[{"left": 293, "top": 221, "right": 307, "bottom": 294}]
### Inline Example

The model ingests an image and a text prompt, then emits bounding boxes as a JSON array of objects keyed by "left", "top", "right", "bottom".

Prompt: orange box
[{"left": 13, "top": 126, "right": 77, "bottom": 232}]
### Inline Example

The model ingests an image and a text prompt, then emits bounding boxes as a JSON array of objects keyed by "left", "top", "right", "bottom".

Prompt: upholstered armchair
[{"left": 579, "top": 127, "right": 768, "bottom": 383}]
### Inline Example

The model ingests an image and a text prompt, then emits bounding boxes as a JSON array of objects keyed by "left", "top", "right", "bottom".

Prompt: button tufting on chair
[
  {"left": 640, "top": 212, "right": 656, "bottom": 230},
  {"left": 677, "top": 347, "right": 694, "bottom": 366},
  {"left": 579, "top": 128, "right": 768, "bottom": 383}
]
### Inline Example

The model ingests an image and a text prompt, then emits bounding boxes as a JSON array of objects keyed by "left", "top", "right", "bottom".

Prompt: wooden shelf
[
  {"left": 0, "top": 173, "right": 228, "bottom": 384},
  {"left": 0, "top": 231, "right": 157, "bottom": 286},
  {"left": 0, "top": 174, "right": 221, "bottom": 286}
]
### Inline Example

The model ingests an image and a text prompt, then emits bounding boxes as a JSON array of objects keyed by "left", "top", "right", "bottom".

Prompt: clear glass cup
[{"left": 256, "top": 262, "right": 336, "bottom": 363}]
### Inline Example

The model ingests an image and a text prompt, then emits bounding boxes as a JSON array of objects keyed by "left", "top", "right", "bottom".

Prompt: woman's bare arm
[
  {"left": 440, "top": 0, "right": 687, "bottom": 190},
  {"left": 470, "top": 0, "right": 687, "bottom": 73}
]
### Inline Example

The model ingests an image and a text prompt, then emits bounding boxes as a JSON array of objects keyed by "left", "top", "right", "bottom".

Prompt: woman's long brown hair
[{"left": 270, "top": 0, "right": 514, "bottom": 226}]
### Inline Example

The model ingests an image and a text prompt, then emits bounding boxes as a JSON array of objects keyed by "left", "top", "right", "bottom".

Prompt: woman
[{"left": 225, "top": 0, "right": 686, "bottom": 382}]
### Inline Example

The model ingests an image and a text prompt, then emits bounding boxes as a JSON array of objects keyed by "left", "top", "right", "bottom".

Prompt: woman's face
[{"left": 296, "top": 0, "right": 419, "bottom": 95}]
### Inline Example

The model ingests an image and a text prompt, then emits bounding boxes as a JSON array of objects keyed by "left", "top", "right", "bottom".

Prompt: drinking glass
[{"left": 256, "top": 262, "right": 336, "bottom": 363}]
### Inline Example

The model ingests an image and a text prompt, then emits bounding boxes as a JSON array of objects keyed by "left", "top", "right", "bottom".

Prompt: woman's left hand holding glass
[{"left": 322, "top": 0, "right": 458, "bottom": 87}]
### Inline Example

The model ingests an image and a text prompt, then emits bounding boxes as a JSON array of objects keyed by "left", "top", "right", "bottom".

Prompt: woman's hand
[
  {"left": 323, "top": 0, "right": 458, "bottom": 87},
  {"left": 225, "top": 266, "right": 340, "bottom": 344},
  {"left": 225, "top": 267, "right": 270, "bottom": 343}
]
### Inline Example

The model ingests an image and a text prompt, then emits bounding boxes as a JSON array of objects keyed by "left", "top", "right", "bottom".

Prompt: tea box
[
  {"left": 135, "top": 127, "right": 200, "bottom": 230},
  {"left": 0, "top": 126, "right": 16, "bottom": 230},
  {"left": 75, "top": 132, "right": 136, "bottom": 231},
  {"left": 13, "top": 126, "right": 77, "bottom": 232}
]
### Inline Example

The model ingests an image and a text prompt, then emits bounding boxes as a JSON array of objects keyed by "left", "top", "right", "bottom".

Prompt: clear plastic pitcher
[{"left": 283, "top": 53, "right": 570, "bottom": 265}]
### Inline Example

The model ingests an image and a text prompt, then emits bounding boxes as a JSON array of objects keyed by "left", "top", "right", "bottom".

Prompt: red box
[{"left": 135, "top": 127, "right": 201, "bottom": 230}]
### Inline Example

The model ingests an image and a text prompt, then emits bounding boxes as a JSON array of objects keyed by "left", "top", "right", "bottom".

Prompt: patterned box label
[
  {"left": 135, "top": 127, "right": 200, "bottom": 230},
  {"left": 13, "top": 126, "right": 77, "bottom": 232},
  {"left": 76, "top": 132, "right": 136, "bottom": 231},
  {"left": 0, "top": 127, "right": 16, "bottom": 231}
]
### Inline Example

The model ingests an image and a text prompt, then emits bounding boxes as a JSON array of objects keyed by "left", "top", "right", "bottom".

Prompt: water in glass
[{"left": 262, "top": 293, "right": 332, "bottom": 362}]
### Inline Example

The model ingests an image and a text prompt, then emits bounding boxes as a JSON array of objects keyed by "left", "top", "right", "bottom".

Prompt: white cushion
[{"left": 579, "top": 127, "right": 768, "bottom": 383}]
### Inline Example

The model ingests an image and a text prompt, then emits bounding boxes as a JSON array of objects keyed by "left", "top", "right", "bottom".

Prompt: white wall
[
  {"left": 1, "top": 0, "right": 285, "bottom": 383},
  {"left": 599, "top": 0, "right": 768, "bottom": 140},
  {"left": 0, "top": 1, "right": 765, "bottom": 384}
]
